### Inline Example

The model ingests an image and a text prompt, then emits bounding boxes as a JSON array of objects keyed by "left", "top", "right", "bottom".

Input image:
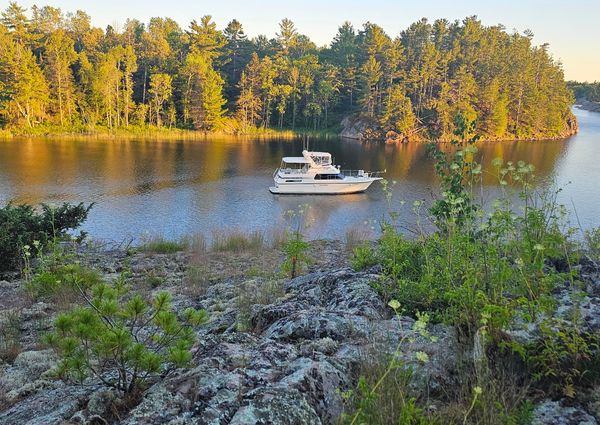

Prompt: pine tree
[{"left": 185, "top": 52, "right": 226, "bottom": 130}]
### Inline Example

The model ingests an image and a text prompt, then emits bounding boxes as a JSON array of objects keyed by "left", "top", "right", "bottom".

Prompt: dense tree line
[
  {"left": 0, "top": 2, "right": 576, "bottom": 140},
  {"left": 568, "top": 81, "right": 600, "bottom": 102}
]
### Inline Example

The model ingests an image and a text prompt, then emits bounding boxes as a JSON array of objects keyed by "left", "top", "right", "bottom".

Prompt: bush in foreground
[{"left": 0, "top": 202, "right": 92, "bottom": 272}]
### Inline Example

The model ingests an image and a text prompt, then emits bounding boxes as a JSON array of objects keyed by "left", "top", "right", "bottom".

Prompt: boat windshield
[
  {"left": 310, "top": 155, "right": 331, "bottom": 166},
  {"left": 280, "top": 160, "right": 308, "bottom": 173}
]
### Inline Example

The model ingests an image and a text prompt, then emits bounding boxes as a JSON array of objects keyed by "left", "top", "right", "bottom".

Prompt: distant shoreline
[
  {"left": 0, "top": 126, "right": 337, "bottom": 141},
  {"left": 575, "top": 100, "right": 600, "bottom": 113}
]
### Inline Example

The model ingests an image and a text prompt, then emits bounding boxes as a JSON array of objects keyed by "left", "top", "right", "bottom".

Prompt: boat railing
[{"left": 341, "top": 169, "right": 386, "bottom": 178}]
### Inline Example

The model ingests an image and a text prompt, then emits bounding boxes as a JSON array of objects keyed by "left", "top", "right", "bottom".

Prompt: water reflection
[{"left": 0, "top": 107, "right": 598, "bottom": 241}]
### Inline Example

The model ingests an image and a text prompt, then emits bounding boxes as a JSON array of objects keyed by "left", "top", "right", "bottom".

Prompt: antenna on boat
[{"left": 302, "top": 134, "right": 310, "bottom": 151}]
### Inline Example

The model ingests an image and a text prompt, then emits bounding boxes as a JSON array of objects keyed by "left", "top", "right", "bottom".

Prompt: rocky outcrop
[
  {"left": 1, "top": 246, "right": 599, "bottom": 424},
  {"left": 0, "top": 263, "right": 459, "bottom": 425},
  {"left": 339, "top": 115, "right": 381, "bottom": 141}
]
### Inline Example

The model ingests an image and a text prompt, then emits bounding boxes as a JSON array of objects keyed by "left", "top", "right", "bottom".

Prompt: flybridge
[{"left": 269, "top": 150, "right": 384, "bottom": 195}]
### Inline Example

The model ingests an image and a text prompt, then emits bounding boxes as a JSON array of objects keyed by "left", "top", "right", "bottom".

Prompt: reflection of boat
[{"left": 269, "top": 150, "right": 384, "bottom": 194}]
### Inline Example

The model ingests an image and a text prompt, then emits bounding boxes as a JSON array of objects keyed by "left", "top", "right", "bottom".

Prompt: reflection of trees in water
[{"left": 0, "top": 134, "right": 571, "bottom": 210}]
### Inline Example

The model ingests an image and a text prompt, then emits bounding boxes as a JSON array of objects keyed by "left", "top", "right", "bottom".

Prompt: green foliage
[
  {"left": 427, "top": 114, "right": 481, "bottom": 228},
  {"left": 351, "top": 242, "right": 379, "bottom": 271},
  {"left": 0, "top": 6, "right": 575, "bottom": 138},
  {"left": 282, "top": 234, "right": 310, "bottom": 279},
  {"left": 584, "top": 227, "right": 600, "bottom": 261},
  {"left": 26, "top": 262, "right": 103, "bottom": 301},
  {"left": 568, "top": 81, "right": 600, "bottom": 102},
  {"left": 45, "top": 275, "right": 208, "bottom": 395},
  {"left": 0, "top": 202, "right": 91, "bottom": 272},
  {"left": 361, "top": 118, "right": 577, "bottom": 344},
  {"left": 524, "top": 318, "right": 599, "bottom": 398}
]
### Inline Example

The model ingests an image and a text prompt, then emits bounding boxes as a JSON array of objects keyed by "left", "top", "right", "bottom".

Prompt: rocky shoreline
[
  {"left": 340, "top": 113, "right": 579, "bottom": 143},
  {"left": 576, "top": 100, "right": 600, "bottom": 114},
  {"left": 1, "top": 242, "right": 599, "bottom": 424}
]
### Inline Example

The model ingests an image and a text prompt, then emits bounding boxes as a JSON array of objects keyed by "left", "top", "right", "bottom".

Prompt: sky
[{"left": 11, "top": 0, "right": 600, "bottom": 81}]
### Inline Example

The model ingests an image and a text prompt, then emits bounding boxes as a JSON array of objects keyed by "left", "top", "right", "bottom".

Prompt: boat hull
[{"left": 269, "top": 178, "right": 380, "bottom": 195}]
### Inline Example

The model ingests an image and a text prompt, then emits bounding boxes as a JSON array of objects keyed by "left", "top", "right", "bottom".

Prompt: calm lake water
[{"left": 1, "top": 107, "right": 599, "bottom": 242}]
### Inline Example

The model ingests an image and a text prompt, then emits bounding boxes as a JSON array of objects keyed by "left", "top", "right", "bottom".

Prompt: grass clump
[
  {"left": 139, "top": 235, "right": 190, "bottom": 254},
  {"left": 344, "top": 227, "right": 373, "bottom": 252},
  {"left": 211, "top": 229, "right": 265, "bottom": 252},
  {"left": 235, "top": 278, "right": 285, "bottom": 332},
  {"left": 183, "top": 265, "right": 214, "bottom": 298},
  {"left": 0, "top": 310, "right": 22, "bottom": 363},
  {"left": 342, "top": 302, "right": 439, "bottom": 424}
]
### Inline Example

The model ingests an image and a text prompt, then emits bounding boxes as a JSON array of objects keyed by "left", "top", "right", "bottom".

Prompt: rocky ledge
[
  {"left": 0, "top": 245, "right": 599, "bottom": 424},
  {"left": 576, "top": 100, "right": 600, "bottom": 114}
]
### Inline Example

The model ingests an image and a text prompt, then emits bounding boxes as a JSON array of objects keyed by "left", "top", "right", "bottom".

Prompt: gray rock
[
  {"left": 278, "top": 357, "right": 348, "bottom": 423},
  {"left": 230, "top": 387, "right": 321, "bottom": 425},
  {"left": 0, "top": 349, "right": 56, "bottom": 394},
  {"left": 0, "top": 385, "right": 91, "bottom": 425},
  {"left": 264, "top": 311, "right": 370, "bottom": 341},
  {"left": 123, "top": 384, "right": 191, "bottom": 425},
  {"left": 87, "top": 388, "right": 117, "bottom": 417},
  {"left": 532, "top": 399, "right": 597, "bottom": 425}
]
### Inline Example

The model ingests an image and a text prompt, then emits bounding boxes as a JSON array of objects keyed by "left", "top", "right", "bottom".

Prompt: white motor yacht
[{"left": 269, "top": 150, "right": 384, "bottom": 194}]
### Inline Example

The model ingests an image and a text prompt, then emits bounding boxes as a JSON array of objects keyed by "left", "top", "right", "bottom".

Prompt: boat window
[
  {"left": 315, "top": 174, "right": 343, "bottom": 180},
  {"left": 311, "top": 155, "right": 331, "bottom": 166}
]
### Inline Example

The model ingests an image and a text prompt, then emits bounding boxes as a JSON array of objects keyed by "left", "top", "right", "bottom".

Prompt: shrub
[
  {"left": 145, "top": 272, "right": 166, "bottom": 288},
  {"left": 281, "top": 206, "right": 311, "bottom": 278},
  {"left": 26, "top": 263, "right": 103, "bottom": 302},
  {"left": 45, "top": 275, "right": 208, "bottom": 396},
  {"left": 282, "top": 233, "right": 310, "bottom": 279},
  {"left": 585, "top": 227, "right": 600, "bottom": 261},
  {"left": 0, "top": 202, "right": 92, "bottom": 272},
  {"left": 525, "top": 318, "right": 599, "bottom": 397},
  {"left": 351, "top": 242, "right": 379, "bottom": 271}
]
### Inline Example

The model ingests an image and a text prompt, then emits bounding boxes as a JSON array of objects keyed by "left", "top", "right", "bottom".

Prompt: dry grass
[
  {"left": 269, "top": 227, "right": 289, "bottom": 249},
  {"left": 341, "top": 347, "right": 420, "bottom": 425},
  {"left": 0, "top": 310, "right": 22, "bottom": 363},
  {"left": 211, "top": 229, "right": 265, "bottom": 253},
  {"left": 183, "top": 265, "right": 215, "bottom": 298},
  {"left": 344, "top": 227, "right": 374, "bottom": 252},
  {"left": 438, "top": 354, "right": 532, "bottom": 425},
  {"left": 235, "top": 278, "right": 285, "bottom": 332},
  {"left": 188, "top": 233, "right": 208, "bottom": 254}
]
